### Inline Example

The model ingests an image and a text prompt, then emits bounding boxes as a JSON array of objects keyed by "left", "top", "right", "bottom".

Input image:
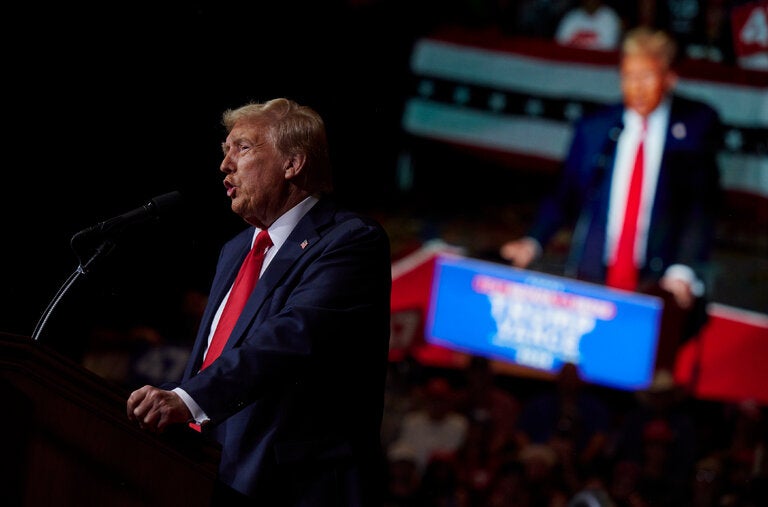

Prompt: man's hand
[
  {"left": 499, "top": 237, "right": 539, "bottom": 269},
  {"left": 659, "top": 276, "right": 695, "bottom": 310},
  {"left": 127, "top": 386, "right": 192, "bottom": 433}
]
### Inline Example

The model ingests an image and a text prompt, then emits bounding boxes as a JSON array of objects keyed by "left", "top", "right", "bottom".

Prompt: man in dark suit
[
  {"left": 500, "top": 27, "right": 722, "bottom": 372},
  {"left": 127, "top": 98, "right": 392, "bottom": 506}
]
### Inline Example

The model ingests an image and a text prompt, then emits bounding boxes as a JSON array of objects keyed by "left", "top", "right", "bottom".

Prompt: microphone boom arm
[{"left": 30, "top": 191, "right": 181, "bottom": 342}]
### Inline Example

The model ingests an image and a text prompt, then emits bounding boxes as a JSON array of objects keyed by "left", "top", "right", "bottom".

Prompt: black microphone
[
  {"left": 34, "top": 191, "right": 184, "bottom": 340},
  {"left": 76, "top": 191, "right": 183, "bottom": 237}
]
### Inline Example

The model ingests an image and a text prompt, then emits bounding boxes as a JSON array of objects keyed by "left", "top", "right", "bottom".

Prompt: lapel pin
[
  {"left": 672, "top": 122, "right": 686, "bottom": 140},
  {"left": 300, "top": 239, "right": 309, "bottom": 249}
]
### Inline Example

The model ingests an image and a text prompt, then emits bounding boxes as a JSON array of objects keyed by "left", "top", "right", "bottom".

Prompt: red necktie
[
  {"left": 606, "top": 120, "right": 646, "bottom": 291},
  {"left": 201, "top": 229, "right": 272, "bottom": 370}
]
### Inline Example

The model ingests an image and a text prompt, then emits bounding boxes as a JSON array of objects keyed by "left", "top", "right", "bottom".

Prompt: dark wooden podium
[{"left": 0, "top": 332, "right": 220, "bottom": 507}]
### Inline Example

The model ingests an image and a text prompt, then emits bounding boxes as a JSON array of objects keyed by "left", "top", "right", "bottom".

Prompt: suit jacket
[
  {"left": 528, "top": 94, "right": 723, "bottom": 289},
  {"left": 175, "top": 197, "right": 392, "bottom": 506}
]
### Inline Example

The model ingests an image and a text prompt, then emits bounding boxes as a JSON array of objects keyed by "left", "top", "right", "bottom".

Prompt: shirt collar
[
  {"left": 251, "top": 195, "right": 319, "bottom": 250},
  {"left": 624, "top": 96, "right": 671, "bottom": 133}
]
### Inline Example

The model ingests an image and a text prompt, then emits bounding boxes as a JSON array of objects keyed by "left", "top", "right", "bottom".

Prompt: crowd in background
[{"left": 381, "top": 356, "right": 767, "bottom": 506}]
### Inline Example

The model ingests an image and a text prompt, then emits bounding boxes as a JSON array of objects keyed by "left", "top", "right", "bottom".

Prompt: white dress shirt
[
  {"left": 606, "top": 102, "right": 668, "bottom": 268},
  {"left": 606, "top": 100, "right": 702, "bottom": 295}
]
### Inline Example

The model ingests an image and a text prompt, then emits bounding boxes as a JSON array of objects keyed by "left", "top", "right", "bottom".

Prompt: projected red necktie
[
  {"left": 200, "top": 229, "right": 272, "bottom": 370},
  {"left": 606, "top": 121, "right": 646, "bottom": 291}
]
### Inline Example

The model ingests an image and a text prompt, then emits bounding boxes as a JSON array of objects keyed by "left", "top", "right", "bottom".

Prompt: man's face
[
  {"left": 620, "top": 53, "right": 676, "bottom": 117},
  {"left": 220, "top": 119, "right": 288, "bottom": 229}
]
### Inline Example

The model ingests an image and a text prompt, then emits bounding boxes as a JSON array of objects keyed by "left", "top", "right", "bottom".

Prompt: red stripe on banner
[
  {"left": 416, "top": 136, "right": 562, "bottom": 174},
  {"left": 675, "top": 305, "right": 768, "bottom": 405},
  {"left": 427, "top": 25, "right": 622, "bottom": 66},
  {"left": 425, "top": 24, "right": 768, "bottom": 87},
  {"left": 723, "top": 189, "right": 768, "bottom": 224}
]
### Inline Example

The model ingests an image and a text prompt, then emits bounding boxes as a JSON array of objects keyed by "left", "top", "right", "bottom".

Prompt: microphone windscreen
[{"left": 150, "top": 191, "right": 183, "bottom": 216}]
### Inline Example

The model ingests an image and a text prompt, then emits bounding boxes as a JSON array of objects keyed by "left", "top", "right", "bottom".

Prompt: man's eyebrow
[{"left": 222, "top": 136, "right": 246, "bottom": 148}]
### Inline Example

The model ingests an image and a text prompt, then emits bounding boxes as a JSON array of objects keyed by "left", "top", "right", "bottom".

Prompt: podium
[{"left": 0, "top": 332, "right": 220, "bottom": 507}]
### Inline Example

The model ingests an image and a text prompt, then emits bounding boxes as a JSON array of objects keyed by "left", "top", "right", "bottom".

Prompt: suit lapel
[
  {"left": 572, "top": 108, "right": 622, "bottom": 280},
  {"left": 220, "top": 199, "right": 336, "bottom": 353},
  {"left": 648, "top": 96, "right": 683, "bottom": 257}
]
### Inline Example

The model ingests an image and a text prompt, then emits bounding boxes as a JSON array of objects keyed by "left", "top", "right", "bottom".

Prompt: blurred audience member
[
  {"left": 567, "top": 484, "right": 616, "bottom": 507},
  {"left": 607, "top": 459, "right": 644, "bottom": 506},
  {"left": 717, "top": 399, "right": 768, "bottom": 505},
  {"left": 456, "top": 355, "right": 521, "bottom": 455},
  {"left": 636, "top": 0, "right": 707, "bottom": 48},
  {"left": 635, "top": 417, "right": 687, "bottom": 504},
  {"left": 691, "top": 454, "right": 727, "bottom": 507},
  {"left": 382, "top": 355, "right": 427, "bottom": 450},
  {"left": 686, "top": 0, "right": 735, "bottom": 62},
  {"left": 555, "top": 0, "right": 624, "bottom": 50},
  {"left": 511, "top": 0, "right": 575, "bottom": 38},
  {"left": 517, "top": 443, "right": 571, "bottom": 506},
  {"left": 385, "top": 442, "right": 422, "bottom": 507},
  {"left": 636, "top": 0, "right": 738, "bottom": 63},
  {"left": 415, "top": 452, "right": 469, "bottom": 507},
  {"left": 612, "top": 369, "right": 697, "bottom": 503},
  {"left": 486, "top": 459, "right": 531, "bottom": 507},
  {"left": 388, "top": 376, "right": 469, "bottom": 473},
  {"left": 455, "top": 413, "right": 505, "bottom": 506},
  {"left": 127, "top": 287, "right": 206, "bottom": 387},
  {"left": 82, "top": 287, "right": 204, "bottom": 388},
  {"left": 516, "top": 363, "right": 611, "bottom": 490}
]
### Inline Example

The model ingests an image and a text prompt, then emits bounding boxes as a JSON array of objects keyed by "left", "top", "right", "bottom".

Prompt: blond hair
[{"left": 622, "top": 27, "right": 678, "bottom": 69}]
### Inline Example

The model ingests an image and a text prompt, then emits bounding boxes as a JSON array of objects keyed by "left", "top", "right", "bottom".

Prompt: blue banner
[{"left": 426, "top": 255, "right": 663, "bottom": 391}]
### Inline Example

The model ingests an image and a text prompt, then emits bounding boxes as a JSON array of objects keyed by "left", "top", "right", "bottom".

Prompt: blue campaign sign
[{"left": 425, "top": 255, "right": 664, "bottom": 391}]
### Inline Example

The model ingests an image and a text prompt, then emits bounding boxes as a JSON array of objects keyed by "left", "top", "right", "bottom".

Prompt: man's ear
[{"left": 284, "top": 152, "right": 307, "bottom": 180}]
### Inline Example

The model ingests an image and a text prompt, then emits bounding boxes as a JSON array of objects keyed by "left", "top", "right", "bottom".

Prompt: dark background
[{"left": 2, "top": 1, "right": 444, "bottom": 349}]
